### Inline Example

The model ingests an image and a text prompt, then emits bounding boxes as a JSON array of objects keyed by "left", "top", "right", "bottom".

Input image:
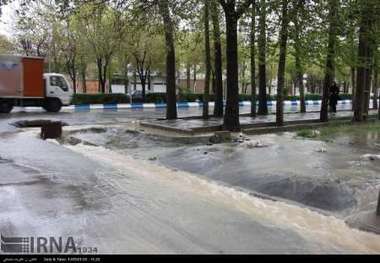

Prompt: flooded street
[
  {"left": 159, "top": 133, "right": 380, "bottom": 215},
  {"left": 73, "top": 123, "right": 380, "bottom": 217},
  {"left": 0, "top": 131, "right": 342, "bottom": 253},
  {"left": 68, "top": 143, "right": 380, "bottom": 253},
  {"left": 0, "top": 109, "right": 380, "bottom": 253}
]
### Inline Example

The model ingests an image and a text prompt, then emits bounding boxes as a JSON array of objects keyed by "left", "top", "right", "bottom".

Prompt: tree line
[{"left": 0, "top": 0, "right": 380, "bottom": 131}]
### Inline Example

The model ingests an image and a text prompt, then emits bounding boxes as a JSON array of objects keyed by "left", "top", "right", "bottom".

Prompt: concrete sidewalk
[{"left": 140, "top": 110, "right": 379, "bottom": 135}]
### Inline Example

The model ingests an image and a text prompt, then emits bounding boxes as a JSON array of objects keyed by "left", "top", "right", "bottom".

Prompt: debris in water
[
  {"left": 209, "top": 131, "right": 232, "bottom": 144},
  {"left": 246, "top": 141, "right": 269, "bottom": 149},
  {"left": 361, "top": 154, "right": 380, "bottom": 161},
  {"left": 82, "top": 141, "right": 98, "bottom": 147},
  {"left": 81, "top": 127, "right": 107, "bottom": 134},
  {"left": 66, "top": 136, "right": 82, "bottom": 146},
  {"left": 231, "top": 133, "right": 252, "bottom": 144},
  {"left": 125, "top": 130, "right": 139, "bottom": 135},
  {"left": 316, "top": 148, "right": 327, "bottom": 153},
  {"left": 0, "top": 156, "right": 11, "bottom": 164},
  {"left": 149, "top": 157, "right": 158, "bottom": 161}
]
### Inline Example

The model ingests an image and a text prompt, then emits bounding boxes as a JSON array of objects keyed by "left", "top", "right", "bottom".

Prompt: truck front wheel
[
  {"left": 0, "top": 100, "right": 14, "bottom": 114},
  {"left": 43, "top": 98, "right": 62, "bottom": 113}
]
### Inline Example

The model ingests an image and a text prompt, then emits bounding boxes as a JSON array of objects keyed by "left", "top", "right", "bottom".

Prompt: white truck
[{"left": 0, "top": 55, "right": 73, "bottom": 113}]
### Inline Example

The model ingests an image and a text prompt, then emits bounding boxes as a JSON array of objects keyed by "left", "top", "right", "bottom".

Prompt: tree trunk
[
  {"left": 353, "top": 1, "right": 375, "bottom": 122},
  {"left": 124, "top": 63, "right": 129, "bottom": 94},
  {"left": 241, "top": 62, "right": 246, "bottom": 94},
  {"left": 72, "top": 77, "right": 77, "bottom": 95},
  {"left": 268, "top": 78, "right": 272, "bottom": 96},
  {"left": 147, "top": 69, "right": 152, "bottom": 92},
  {"left": 97, "top": 59, "right": 101, "bottom": 93},
  {"left": 67, "top": 61, "right": 77, "bottom": 95},
  {"left": 211, "top": 0, "right": 224, "bottom": 117},
  {"left": 203, "top": 0, "right": 211, "bottom": 119},
  {"left": 141, "top": 76, "right": 146, "bottom": 101},
  {"left": 80, "top": 65, "right": 87, "bottom": 94},
  {"left": 343, "top": 81, "right": 347, "bottom": 94},
  {"left": 250, "top": 3, "right": 257, "bottom": 118},
  {"left": 186, "top": 63, "right": 191, "bottom": 91},
  {"left": 373, "top": 54, "right": 378, "bottom": 110},
  {"left": 351, "top": 67, "right": 356, "bottom": 110},
  {"left": 258, "top": 0, "right": 268, "bottom": 115},
  {"left": 102, "top": 60, "right": 109, "bottom": 94},
  {"left": 193, "top": 64, "right": 197, "bottom": 93},
  {"left": 294, "top": 0, "right": 305, "bottom": 113},
  {"left": 158, "top": 0, "right": 177, "bottom": 119},
  {"left": 297, "top": 62, "right": 305, "bottom": 113},
  {"left": 107, "top": 64, "right": 112, "bottom": 94},
  {"left": 320, "top": 0, "right": 338, "bottom": 122},
  {"left": 133, "top": 69, "right": 137, "bottom": 91},
  {"left": 135, "top": 54, "right": 149, "bottom": 102},
  {"left": 379, "top": 77, "right": 380, "bottom": 120},
  {"left": 276, "top": 0, "right": 289, "bottom": 127},
  {"left": 212, "top": 73, "right": 216, "bottom": 94},
  {"left": 97, "top": 58, "right": 105, "bottom": 93},
  {"left": 222, "top": 6, "right": 240, "bottom": 131}
]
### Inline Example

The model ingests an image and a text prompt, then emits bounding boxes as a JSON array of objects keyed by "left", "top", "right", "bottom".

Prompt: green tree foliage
[
  {"left": 0, "top": 34, "right": 13, "bottom": 53},
  {"left": 75, "top": 3, "right": 127, "bottom": 93}
]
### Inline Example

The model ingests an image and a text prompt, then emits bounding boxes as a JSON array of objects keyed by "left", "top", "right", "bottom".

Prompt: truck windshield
[{"left": 50, "top": 76, "right": 69, "bottom": 92}]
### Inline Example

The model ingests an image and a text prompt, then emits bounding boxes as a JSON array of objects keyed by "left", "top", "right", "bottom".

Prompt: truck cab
[{"left": 44, "top": 73, "right": 73, "bottom": 108}]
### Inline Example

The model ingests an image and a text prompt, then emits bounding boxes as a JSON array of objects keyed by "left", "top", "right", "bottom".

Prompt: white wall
[
  {"left": 110, "top": 83, "right": 167, "bottom": 94},
  {"left": 110, "top": 85, "right": 127, "bottom": 94}
]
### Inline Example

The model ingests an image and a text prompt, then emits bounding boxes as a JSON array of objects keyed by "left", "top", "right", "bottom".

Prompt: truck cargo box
[{"left": 0, "top": 55, "right": 45, "bottom": 98}]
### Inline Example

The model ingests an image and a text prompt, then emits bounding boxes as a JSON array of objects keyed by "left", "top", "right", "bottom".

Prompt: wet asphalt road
[{"left": 0, "top": 104, "right": 354, "bottom": 132}]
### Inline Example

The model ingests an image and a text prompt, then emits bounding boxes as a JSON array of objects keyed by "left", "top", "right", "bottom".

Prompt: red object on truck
[
  {"left": 0, "top": 55, "right": 44, "bottom": 97},
  {"left": 22, "top": 57, "right": 45, "bottom": 97}
]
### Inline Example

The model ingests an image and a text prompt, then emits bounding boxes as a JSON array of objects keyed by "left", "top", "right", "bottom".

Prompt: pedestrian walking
[{"left": 329, "top": 82, "right": 340, "bottom": 113}]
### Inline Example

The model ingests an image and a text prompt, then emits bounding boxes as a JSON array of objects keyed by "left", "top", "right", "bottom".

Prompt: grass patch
[
  {"left": 296, "top": 120, "right": 380, "bottom": 141},
  {"left": 296, "top": 129, "right": 319, "bottom": 139}
]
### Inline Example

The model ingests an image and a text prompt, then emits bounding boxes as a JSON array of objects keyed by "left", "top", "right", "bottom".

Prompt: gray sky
[{"left": 0, "top": 1, "right": 19, "bottom": 38}]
